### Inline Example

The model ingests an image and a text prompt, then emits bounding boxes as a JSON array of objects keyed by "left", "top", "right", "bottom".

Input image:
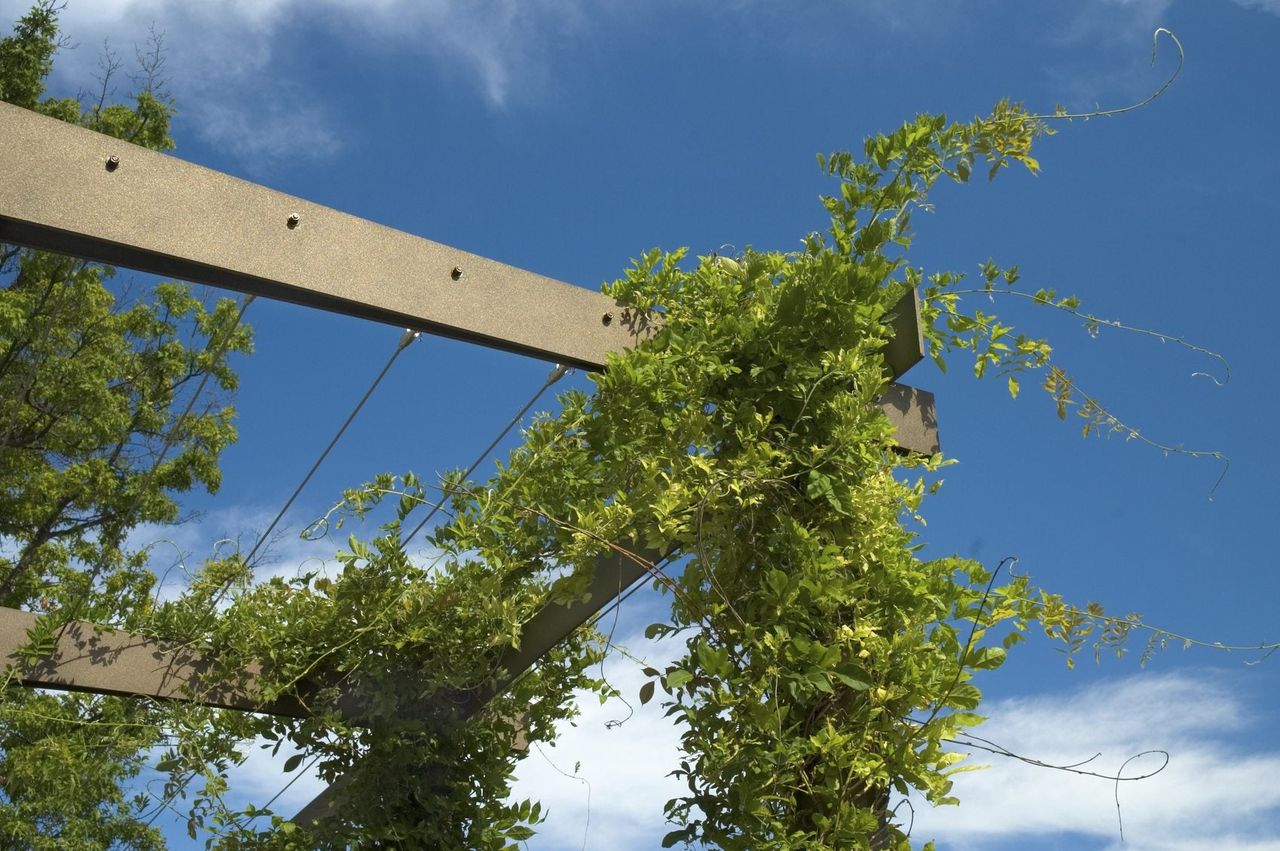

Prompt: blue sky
[{"left": 5, "top": 0, "right": 1280, "bottom": 848}]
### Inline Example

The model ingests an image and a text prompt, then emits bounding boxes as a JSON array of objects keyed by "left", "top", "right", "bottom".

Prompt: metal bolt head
[
  {"left": 287, "top": 213, "right": 301, "bottom": 229},
  {"left": 601, "top": 312, "right": 614, "bottom": 327},
  {"left": 451, "top": 265, "right": 464, "bottom": 281},
  {"left": 105, "top": 155, "right": 120, "bottom": 172}
]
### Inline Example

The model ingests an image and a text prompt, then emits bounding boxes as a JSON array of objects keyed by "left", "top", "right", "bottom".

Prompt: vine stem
[
  {"left": 947, "top": 730, "right": 1170, "bottom": 783},
  {"left": 1030, "top": 28, "right": 1184, "bottom": 122},
  {"left": 913, "top": 556, "right": 1016, "bottom": 740},
  {"left": 937, "top": 288, "right": 1229, "bottom": 385},
  {"left": 1044, "top": 367, "right": 1231, "bottom": 497},
  {"left": 923, "top": 286, "right": 1232, "bottom": 496},
  {"left": 995, "top": 591, "right": 1280, "bottom": 661}
]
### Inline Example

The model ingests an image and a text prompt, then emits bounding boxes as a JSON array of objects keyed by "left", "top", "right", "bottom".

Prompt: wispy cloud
[
  {"left": 1058, "top": 0, "right": 1178, "bottom": 47},
  {"left": 515, "top": 665, "right": 1280, "bottom": 850},
  {"left": 1031, "top": 0, "right": 1189, "bottom": 117},
  {"left": 11, "top": 0, "right": 1231, "bottom": 174},
  {"left": 1230, "top": 0, "right": 1280, "bottom": 15},
  {"left": 6, "top": 0, "right": 610, "bottom": 171},
  {"left": 11, "top": 0, "right": 1274, "bottom": 175},
  {"left": 912, "top": 671, "right": 1280, "bottom": 850},
  {"left": 125, "top": 503, "right": 356, "bottom": 604},
  {"left": 0, "top": 0, "right": 1039, "bottom": 174}
]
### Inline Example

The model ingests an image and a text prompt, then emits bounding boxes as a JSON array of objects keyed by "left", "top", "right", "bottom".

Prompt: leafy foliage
[{"left": 168, "top": 104, "right": 1082, "bottom": 850}]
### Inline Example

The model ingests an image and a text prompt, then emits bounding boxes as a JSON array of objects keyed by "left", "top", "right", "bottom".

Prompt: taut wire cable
[
  {"left": 401, "top": 362, "right": 570, "bottom": 548},
  {"left": 243, "top": 329, "right": 420, "bottom": 569}
]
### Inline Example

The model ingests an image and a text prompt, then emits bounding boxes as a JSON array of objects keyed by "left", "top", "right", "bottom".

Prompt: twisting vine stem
[
  {"left": 1031, "top": 28, "right": 1184, "bottom": 122},
  {"left": 939, "top": 288, "right": 1230, "bottom": 385}
]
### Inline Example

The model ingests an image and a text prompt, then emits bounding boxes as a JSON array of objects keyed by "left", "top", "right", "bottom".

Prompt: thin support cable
[
  {"left": 401, "top": 363, "right": 571, "bottom": 548},
  {"left": 244, "top": 329, "right": 419, "bottom": 568},
  {"left": 144, "top": 331, "right": 419, "bottom": 830},
  {"left": 255, "top": 753, "right": 323, "bottom": 824}
]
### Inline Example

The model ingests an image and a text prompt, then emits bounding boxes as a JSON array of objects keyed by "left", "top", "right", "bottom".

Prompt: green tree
[{"left": 0, "top": 4, "right": 251, "bottom": 847}]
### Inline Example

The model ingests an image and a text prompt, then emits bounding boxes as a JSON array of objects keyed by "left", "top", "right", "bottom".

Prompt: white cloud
[
  {"left": 911, "top": 671, "right": 1280, "bottom": 850},
  {"left": 510, "top": 629, "right": 687, "bottom": 850},
  {"left": 513, "top": 666, "right": 1280, "bottom": 851},
  {"left": 1016, "top": 0, "right": 1186, "bottom": 120},
  {"left": 124, "top": 503, "right": 344, "bottom": 603},
  {"left": 1230, "top": 0, "right": 1280, "bottom": 15},
  {"left": 1060, "top": 0, "right": 1178, "bottom": 45},
  {"left": 0, "top": 0, "right": 1097, "bottom": 173},
  {"left": 9, "top": 0, "right": 1276, "bottom": 174}
]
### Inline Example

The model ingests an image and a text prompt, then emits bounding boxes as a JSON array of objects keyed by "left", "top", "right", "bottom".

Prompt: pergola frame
[{"left": 0, "top": 100, "right": 939, "bottom": 827}]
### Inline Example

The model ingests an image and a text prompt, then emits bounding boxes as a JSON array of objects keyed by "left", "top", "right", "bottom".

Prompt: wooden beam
[
  {"left": 0, "top": 607, "right": 306, "bottom": 716},
  {"left": 0, "top": 102, "right": 925, "bottom": 379},
  {"left": 0, "top": 102, "right": 936, "bottom": 453},
  {"left": 880, "top": 384, "right": 939, "bottom": 456}
]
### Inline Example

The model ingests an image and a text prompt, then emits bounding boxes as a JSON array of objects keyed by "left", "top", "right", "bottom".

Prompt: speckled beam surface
[{"left": 0, "top": 101, "right": 926, "bottom": 380}]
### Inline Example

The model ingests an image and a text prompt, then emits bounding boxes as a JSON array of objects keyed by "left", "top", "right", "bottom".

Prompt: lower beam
[{"left": 0, "top": 607, "right": 305, "bottom": 716}]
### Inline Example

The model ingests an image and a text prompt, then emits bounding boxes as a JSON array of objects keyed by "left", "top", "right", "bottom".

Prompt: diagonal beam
[{"left": 291, "top": 377, "right": 933, "bottom": 819}]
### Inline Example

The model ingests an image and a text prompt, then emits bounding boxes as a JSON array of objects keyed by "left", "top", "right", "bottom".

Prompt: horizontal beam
[
  {"left": 0, "top": 102, "right": 644, "bottom": 370},
  {"left": 0, "top": 102, "right": 924, "bottom": 378},
  {"left": 0, "top": 607, "right": 306, "bottom": 716}
]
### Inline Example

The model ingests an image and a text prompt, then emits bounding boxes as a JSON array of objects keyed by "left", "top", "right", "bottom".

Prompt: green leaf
[
  {"left": 835, "top": 672, "right": 872, "bottom": 691},
  {"left": 283, "top": 753, "right": 305, "bottom": 773},
  {"left": 662, "top": 829, "right": 692, "bottom": 848},
  {"left": 1007, "top": 375, "right": 1019, "bottom": 399},
  {"left": 948, "top": 711, "right": 986, "bottom": 728},
  {"left": 645, "top": 623, "right": 671, "bottom": 640},
  {"left": 666, "top": 669, "right": 693, "bottom": 690},
  {"left": 639, "top": 681, "right": 656, "bottom": 705},
  {"left": 968, "top": 646, "right": 1007, "bottom": 670}
]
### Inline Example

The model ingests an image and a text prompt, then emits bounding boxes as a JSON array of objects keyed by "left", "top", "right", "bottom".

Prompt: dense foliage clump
[{"left": 188, "top": 106, "right": 1064, "bottom": 850}]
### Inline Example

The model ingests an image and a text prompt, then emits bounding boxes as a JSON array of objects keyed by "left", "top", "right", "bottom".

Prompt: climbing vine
[
  {"left": 144, "top": 90, "right": 1237, "bottom": 851},
  {"left": 159, "top": 101, "right": 1116, "bottom": 849}
]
